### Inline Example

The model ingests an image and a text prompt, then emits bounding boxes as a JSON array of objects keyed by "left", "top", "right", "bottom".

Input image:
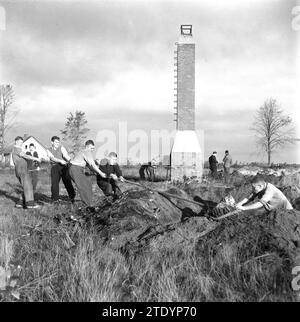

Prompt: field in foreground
[{"left": 0, "top": 167, "right": 300, "bottom": 302}]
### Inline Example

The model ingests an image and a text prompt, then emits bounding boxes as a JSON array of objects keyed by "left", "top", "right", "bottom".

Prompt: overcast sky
[{"left": 0, "top": 0, "right": 299, "bottom": 164}]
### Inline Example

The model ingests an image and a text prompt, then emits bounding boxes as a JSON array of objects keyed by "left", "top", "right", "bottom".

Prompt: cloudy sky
[{"left": 0, "top": 0, "right": 299, "bottom": 164}]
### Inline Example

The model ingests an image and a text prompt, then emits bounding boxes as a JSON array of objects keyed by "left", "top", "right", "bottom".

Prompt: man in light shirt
[
  {"left": 222, "top": 150, "right": 233, "bottom": 184},
  {"left": 47, "top": 136, "right": 75, "bottom": 203},
  {"left": 69, "top": 140, "right": 106, "bottom": 210},
  {"left": 236, "top": 175, "right": 293, "bottom": 211}
]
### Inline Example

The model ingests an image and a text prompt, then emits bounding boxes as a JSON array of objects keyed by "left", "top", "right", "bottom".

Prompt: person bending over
[
  {"left": 236, "top": 175, "right": 293, "bottom": 211},
  {"left": 96, "top": 152, "right": 124, "bottom": 200}
]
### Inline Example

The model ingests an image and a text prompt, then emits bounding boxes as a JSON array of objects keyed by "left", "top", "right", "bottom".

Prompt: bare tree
[
  {"left": 60, "top": 110, "right": 90, "bottom": 154},
  {"left": 251, "top": 98, "right": 298, "bottom": 165},
  {"left": 0, "top": 85, "right": 18, "bottom": 162}
]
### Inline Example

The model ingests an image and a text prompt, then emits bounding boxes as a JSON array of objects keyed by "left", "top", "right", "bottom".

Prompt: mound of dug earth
[
  {"left": 90, "top": 186, "right": 202, "bottom": 249},
  {"left": 195, "top": 208, "right": 300, "bottom": 299},
  {"left": 63, "top": 178, "right": 300, "bottom": 300},
  {"left": 197, "top": 209, "right": 300, "bottom": 262}
]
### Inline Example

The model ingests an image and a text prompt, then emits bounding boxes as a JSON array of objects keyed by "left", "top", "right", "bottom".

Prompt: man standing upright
[
  {"left": 47, "top": 136, "right": 75, "bottom": 203},
  {"left": 223, "top": 150, "right": 233, "bottom": 184},
  {"left": 26, "top": 143, "right": 40, "bottom": 193},
  {"left": 208, "top": 151, "right": 218, "bottom": 178},
  {"left": 96, "top": 152, "right": 124, "bottom": 200},
  {"left": 69, "top": 140, "right": 106, "bottom": 210},
  {"left": 12, "top": 136, "right": 41, "bottom": 209}
]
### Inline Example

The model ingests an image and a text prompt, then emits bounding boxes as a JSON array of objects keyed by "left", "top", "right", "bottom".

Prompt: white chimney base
[{"left": 171, "top": 130, "right": 203, "bottom": 181}]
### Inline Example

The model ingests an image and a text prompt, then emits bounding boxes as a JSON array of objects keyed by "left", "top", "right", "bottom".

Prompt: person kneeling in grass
[
  {"left": 12, "top": 136, "right": 41, "bottom": 209},
  {"left": 236, "top": 175, "right": 293, "bottom": 211}
]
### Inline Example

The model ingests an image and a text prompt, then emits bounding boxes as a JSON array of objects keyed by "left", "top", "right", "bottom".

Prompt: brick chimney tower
[{"left": 171, "top": 25, "right": 203, "bottom": 180}]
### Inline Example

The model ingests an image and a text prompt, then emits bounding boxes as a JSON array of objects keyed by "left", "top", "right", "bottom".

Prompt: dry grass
[{"left": 0, "top": 169, "right": 296, "bottom": 302}]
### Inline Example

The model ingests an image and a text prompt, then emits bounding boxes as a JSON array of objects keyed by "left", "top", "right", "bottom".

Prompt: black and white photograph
[{"left": 0, "top": 0, "right": 300, "bottom": 307}]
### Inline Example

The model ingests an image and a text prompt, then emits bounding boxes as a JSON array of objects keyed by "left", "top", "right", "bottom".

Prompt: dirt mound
[
  {"left": 196, "top": 208, "right": 300, "bottom": 271},
  {"left": 236, "top": 166, "right": 300, "bottom": 178},
  {"left": 281, "top": 185, "right": 300, "bottom": 210},
  {"left": 89, "top": 187, "right": 199, "bottom": 249},
  {"left": 60, "top": 175, "right": 300, "bottom": 300},
  {"left": 236, "top": 166, "right": 261, "bottom": 176},
  {"left": 279, "top": 172, "right": 300, "bottom": 186},
  {"left": 178, "top": 181, "right": 235, "bottom": 203}
]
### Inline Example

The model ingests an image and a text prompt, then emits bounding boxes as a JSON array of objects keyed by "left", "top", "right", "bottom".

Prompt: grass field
[{"left": 0, "top": 168, "right": 298, "bottom": 302}]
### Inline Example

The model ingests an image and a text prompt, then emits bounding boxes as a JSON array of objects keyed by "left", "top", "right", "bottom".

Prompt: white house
[{"left": 22, "top": 136, "right": 49, "bottom": 159}]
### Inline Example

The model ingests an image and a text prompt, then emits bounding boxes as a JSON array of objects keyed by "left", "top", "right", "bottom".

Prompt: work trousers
[
  {"left": 15, "top": 165, "right": 34, "bottom": 204},
  {"left": 210, "top": 166, "right": 218, "bottom": 178},
  {"left": 29, "top": 171, "right": 38, "bottom": 192},
  {"left": 51, "top": 164, "right": 75, "bottom": 200},
  {"left": 224, "top": 167, "right": 231, "bottom": 184},
  {"left": 97, "top": 178, "right": 120, "bottom": 197},
  {"left": 69, "top": 164, "right": 93, "bottom": 207}
]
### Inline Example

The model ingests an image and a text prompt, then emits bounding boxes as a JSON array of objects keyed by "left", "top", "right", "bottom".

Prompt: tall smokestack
[{"left": 171, "top": 25, "right": 203, "bottom": 180}]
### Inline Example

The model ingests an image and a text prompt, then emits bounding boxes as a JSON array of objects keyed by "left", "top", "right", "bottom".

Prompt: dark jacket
[
  {"left": 209, "top": 154, "right": 218, "bottom": 170},
  {"left": 26, "top": 151, "right": 39, "bottom": 170},
  {"left": 96, "top": 158, "right": 122, "bottom": 181}
]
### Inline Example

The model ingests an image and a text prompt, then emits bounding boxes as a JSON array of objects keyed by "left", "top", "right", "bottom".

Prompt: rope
[{"left": 122, "top": 179, "right": 205, "bottom": 207}]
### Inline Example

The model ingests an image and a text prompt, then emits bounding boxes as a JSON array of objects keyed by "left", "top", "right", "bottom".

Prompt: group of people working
[
  {"left": 11, "top": 135, "right": 124, "bottom": 211},
  {"left": 11, "top": 136, "right": 293, "bottom": 213},
  {"left": 209, "top": 150, "right": 233, "bottom": 184}
]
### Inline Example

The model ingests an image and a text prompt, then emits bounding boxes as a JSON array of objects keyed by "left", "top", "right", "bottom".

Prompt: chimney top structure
[{"left": 180, "top": 25, "right": 192, "bottom": 36}]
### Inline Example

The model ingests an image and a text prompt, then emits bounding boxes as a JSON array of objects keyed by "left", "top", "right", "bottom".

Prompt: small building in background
[{"left": 22, "top": 136, "right": 49, "bottom": 159}]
